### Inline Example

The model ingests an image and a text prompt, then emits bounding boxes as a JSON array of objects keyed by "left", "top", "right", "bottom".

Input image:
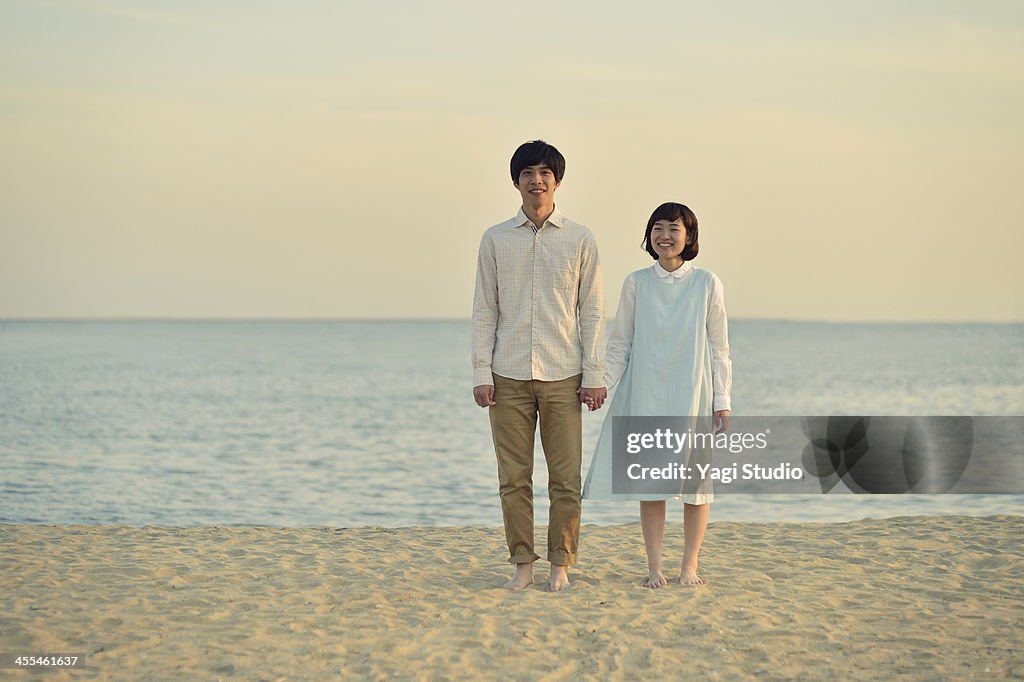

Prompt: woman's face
[{"left": 650, "top": 219, "right": 690, "bottom": 260}]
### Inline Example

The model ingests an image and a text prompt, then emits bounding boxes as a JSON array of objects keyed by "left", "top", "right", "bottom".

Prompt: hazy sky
[{"left": 2, "top": 0, "right": 1022, "bottom": 320}]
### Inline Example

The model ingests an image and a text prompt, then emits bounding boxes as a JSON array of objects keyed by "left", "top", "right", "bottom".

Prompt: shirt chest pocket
[
  {"left": 550, "top": 257, "right": 580, "bottom": 295},
  {"left": 535, "top": 238, "right": 580, "bottom": 296}
]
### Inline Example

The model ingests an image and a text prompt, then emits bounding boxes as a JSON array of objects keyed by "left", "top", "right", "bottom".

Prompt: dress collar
[{"left": 653, "top": 261, "right": 692, "bottom": 279}]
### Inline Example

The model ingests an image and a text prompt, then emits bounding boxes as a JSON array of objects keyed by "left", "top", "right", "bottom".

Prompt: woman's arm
[
  {"left": 604, "top": 272, "right": 637, "bottom": 389},
  {"left": 707, "top": 273, "right": 732, "bottom": 413}
]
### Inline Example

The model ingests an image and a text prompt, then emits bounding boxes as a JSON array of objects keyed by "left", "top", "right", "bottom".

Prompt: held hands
[
  {"left": 473, "top": 384, "right": 496, "bottom": 408},
  {"left": 474, "top": 384, "right": 609, "bottom": 410},
  {"left": 713, "top": 410, "right": 731, "bottom": 434},
  {"left": 578, "top": 386, "right": 608, "bottom": 411}
]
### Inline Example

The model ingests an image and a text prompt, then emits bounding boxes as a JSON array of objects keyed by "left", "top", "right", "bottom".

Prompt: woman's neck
[{"left": 659, "top": 257, "right": 685, "bottom": 272}]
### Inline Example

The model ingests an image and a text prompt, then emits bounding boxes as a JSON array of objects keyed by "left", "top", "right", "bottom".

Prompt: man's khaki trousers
[{"left": 489, "top": 373, "right": 582, "bottom": 566}]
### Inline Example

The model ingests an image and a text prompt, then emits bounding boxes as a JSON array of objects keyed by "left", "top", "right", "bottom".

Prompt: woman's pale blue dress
[{"left": 583, "top": 266, "right": 719, "bottom": 504}]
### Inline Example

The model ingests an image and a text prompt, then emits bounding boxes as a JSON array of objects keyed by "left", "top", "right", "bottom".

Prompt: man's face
[{"left": 514, "top": 164, "right": 560, "bottom": 207}]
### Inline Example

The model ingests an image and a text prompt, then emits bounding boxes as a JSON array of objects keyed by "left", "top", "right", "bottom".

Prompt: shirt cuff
[
  {"left": 713, "top": 396, "right": 731, "bottom": 412},
  {"left": 473, "top": 368, "right": 494, "bottom": 387},
  {"left": 582, "top": 369, "right": 606, "bottom": 388}
]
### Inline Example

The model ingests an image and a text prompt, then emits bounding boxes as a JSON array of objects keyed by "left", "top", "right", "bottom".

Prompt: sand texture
[{"left": 2, "top": 515, "right": 1021, "bottom": 680}]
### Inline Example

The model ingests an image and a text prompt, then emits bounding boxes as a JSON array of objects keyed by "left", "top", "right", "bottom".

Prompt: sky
[{"left": 1, "top": 0, "right": 1022, "bottom": 321}]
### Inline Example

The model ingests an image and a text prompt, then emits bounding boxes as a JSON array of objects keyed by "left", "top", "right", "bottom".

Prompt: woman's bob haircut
[{"left": 642, "top": 202, "right": 699, "bottom": 261}]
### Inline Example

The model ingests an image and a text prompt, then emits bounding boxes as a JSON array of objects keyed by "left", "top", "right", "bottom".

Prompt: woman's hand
[{"left": 713, "top": 410, "right": 731, "bottom": 434}]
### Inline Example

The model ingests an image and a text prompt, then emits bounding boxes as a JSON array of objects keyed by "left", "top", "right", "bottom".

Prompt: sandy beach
[{"left": 2, "top": 515, "right": 1021, "bottom": 680}]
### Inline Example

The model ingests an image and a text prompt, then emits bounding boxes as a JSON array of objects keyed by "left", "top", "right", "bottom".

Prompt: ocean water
[{"left": 1, "top": 320, "right": 1021, "bottom": 527}]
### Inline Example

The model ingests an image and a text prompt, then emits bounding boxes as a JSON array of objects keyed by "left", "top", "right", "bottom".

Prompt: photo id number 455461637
[{"left": 0, "top": 653, "right": 85, "bottom": 669}]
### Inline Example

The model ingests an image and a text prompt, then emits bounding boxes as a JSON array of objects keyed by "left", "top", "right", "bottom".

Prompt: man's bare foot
[
  {"left": 642, "top": 570, "right": 668, "bottom": 589},
  {"left": 548, "top": 564, "right": 570, "bottom": 592},
  {"left": 678, "top": 563, "right": 705, "bottom": 585},
  {"left": 502, "top": 564, "right": 533, "bottom": 591}
]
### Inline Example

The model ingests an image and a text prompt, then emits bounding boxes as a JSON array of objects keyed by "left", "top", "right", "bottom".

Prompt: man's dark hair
[
  {"left": 642, "top": 202, "right": 700, "bottom": 261},
  {"left": 510, "top": 140, "right": 566, "bottom": 184}
]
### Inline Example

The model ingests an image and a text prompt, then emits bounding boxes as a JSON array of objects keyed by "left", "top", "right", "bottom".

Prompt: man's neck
[{"left": 523, "top": 203, "right": 555, "bottom": 231}]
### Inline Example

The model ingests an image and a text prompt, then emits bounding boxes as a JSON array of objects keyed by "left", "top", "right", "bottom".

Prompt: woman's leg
[
  {"left": 640, "top": 500, "right": 667, "bottom": 588},
  {"left": 679, "top": 502, "right": 710, "bottom": 585}
]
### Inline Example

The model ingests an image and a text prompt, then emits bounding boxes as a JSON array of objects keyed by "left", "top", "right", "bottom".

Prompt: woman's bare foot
[
  {"left": 642, "top": 570, "right": 668, "bottom": 589},
  {"left": 502, "top": 564, "right": 533, "bottom": 591},
  {"left": 548, "top": 564, "right": 570, "bottom": 592},
  {"left": 678, "top": 562, "right": 705, "bottom": 585}
]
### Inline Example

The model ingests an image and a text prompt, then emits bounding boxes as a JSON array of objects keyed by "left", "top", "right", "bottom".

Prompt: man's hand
[
  {"left": 578, "top": 386, "right": 608, "bottom": 411},
  {"left": 473, "top": 384, "right": 496, "bottom": 408},
  {"left": 713, "top": 410, "right": 731, "bottom": 434}
]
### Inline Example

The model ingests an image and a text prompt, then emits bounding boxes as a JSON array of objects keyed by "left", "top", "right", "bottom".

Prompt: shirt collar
[
  {"left": 514, "top": 206, "right": 564, "bottom": 229},
  {"left": 653, "top": 261, "right": 692, "bottom": 279}
]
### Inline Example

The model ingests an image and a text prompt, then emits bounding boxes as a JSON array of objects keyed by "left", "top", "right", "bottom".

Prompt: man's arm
[
  {"left": 577, "top": 230, "right": 607, "bottom": 409},
  {"left": 471, "top": 232, "right": 498, "bottom": 405}
]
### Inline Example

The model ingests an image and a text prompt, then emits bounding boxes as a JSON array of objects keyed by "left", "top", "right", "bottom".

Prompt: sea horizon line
[{"left": 1, "top": 317, "right": 1022, "bottom": 325}]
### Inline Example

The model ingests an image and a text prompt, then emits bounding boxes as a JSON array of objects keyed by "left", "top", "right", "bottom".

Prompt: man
[{"left": 472, "top": 139, "right": 607, "bottom": 592}]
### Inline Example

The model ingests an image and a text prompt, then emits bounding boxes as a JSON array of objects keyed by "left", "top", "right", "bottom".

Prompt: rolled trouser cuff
[{"left": 547, "top": 550, "right": 577, "bottom": 566}]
